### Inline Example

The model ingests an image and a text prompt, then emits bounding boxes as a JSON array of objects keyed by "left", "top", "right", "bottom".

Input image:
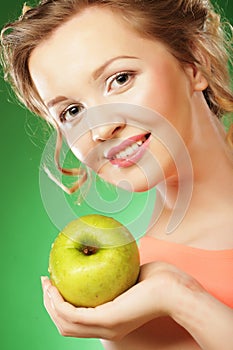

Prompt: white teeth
[
  {"left": 113, "top": 137, "right": 146, "bottom": 160},
  {"left": 132, "top": 143, "right": 139, "bottom": 151},
  {"left": 125, "top": 146, "right": 133, "bottom": 156},
  {"left": 119, "top": 150, "right": 127, "bottom": 157},
  {"left": 137, "top": 140, "right": 143, "bottom": 146}
]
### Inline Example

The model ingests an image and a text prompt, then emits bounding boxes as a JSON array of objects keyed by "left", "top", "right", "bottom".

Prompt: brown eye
[
  {"left": 106, "top": 71, "right": 134, "bottom": 93},
  {"left": 60, "top": 104, "right": 84, "bottom": 123},
  {"left": 115, "top": 73, "right": 130, "bottom": 85},
  {"left": 111, "top": 73, "right": 130, "bottom": 88}
]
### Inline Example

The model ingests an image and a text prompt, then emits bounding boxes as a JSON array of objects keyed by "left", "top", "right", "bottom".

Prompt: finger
[
  {"left": 41, "top": 277, "right": 152, "bottom": 333},
  {"left": 44, "top": 282, "right": 81, "bottom": 321},
  {"left": 41, "top": 278, "right": 61, "bottom": 322},
  {"left": 69, "top": 281, "right": 154, "bottom": 328},
  {"left": 42, "top": 283, "right": 116, "bottom": 338},
  {"left": 41, "top": 275, "right": 51, "bottom": 288},
  {"left": 40, "top": 277, "right": 146, "bottom": 339},
  {"left": 41, "top": 278, "right": 79, "bottom": 336},
  {"left": 40, "top": 276, "right": 119, "bottom": 326},
  {"left": 41, "top": 276, "right": 88, "bottom": 326}
]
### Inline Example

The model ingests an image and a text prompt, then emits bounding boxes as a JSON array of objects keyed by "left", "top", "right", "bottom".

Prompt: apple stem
[{"left": 83, "top": 246, "right": 97, "bottom": 255}]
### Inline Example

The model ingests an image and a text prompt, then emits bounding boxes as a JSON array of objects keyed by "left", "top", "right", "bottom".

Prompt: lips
[{"left": 106, "top": 133, "right": 151, "bottom": 168}]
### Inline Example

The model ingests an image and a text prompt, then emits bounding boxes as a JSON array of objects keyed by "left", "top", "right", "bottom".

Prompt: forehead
[
  {"left": 28, "top": 6, "right": 156, "bottom": 99},
  {"left": 30, "top": 7, "right": 146, "bottom": 66}
]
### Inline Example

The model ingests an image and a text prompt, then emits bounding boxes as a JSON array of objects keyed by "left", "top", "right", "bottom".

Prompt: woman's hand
[
  {"left": 41, "top": 262, "right": 187, "bottom": 340},
  {"left": 41, "top": 261, "right": 233, "bottom": 349}
]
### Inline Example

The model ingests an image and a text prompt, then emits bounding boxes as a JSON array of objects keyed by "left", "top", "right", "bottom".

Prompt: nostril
[
  {"left": 113, "top": 125, "right": 123, "bottom": 134},
  {"left": 92, "top": 123, "right": 124, "bottom": 142}
]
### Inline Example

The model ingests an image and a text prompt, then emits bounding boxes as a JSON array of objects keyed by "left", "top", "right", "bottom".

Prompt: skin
[{"left": 29, "top": 7, "right": 233, "bottom": 350}]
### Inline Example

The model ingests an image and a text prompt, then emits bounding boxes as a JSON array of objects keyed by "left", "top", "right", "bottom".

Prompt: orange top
[{"left": 139, "top": 235, "right": 233, "bottom": 308}]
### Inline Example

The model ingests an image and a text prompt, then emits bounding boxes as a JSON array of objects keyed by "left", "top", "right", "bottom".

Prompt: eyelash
[
  {"left": 59, "top": 103, "right": 85, "bottom": 123},
  {"left": 58, "top": 71, "right": 135, "bottom": 122},
  {"left": 105, "top": 71, "right": 135, "bottom": 94}
]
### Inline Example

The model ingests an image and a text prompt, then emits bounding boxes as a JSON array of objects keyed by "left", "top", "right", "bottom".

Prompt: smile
[{"left": 106, "top": 133, "right": 151, "bottom": 168}]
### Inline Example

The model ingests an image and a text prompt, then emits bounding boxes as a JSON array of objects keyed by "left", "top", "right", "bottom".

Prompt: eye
[
  {"left": 106, "top": 72, "right": 134, "bottom": 94},
  {"left": 60, "top": 104, "right": 84, "bottom": 123}
]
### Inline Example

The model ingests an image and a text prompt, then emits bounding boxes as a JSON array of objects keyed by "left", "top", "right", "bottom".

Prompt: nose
[
  {"left": 92, "top": 123, "right": 125, "bottom": 142},
  {"left": 85, "top": 104, "right": 126, "bottom": 142}
]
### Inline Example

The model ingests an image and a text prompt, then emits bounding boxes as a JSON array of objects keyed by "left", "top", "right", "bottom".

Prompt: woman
[{"left": 1, "top": 1, "right": 233, "bottom": 349}]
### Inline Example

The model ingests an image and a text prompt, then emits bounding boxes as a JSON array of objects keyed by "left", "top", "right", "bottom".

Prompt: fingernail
[
  {"left": 40, "top": 276, "right": 52, "bottom": 297},
  {"left": 40, "top": 276, "right": 48, "bottom": 282},
  {"left": 41, "top": 276, "right": 49, "bottom": 289}
]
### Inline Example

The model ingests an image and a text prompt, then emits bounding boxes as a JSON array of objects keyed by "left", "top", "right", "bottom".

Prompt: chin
[
  {"left": 97, "top": 161, "right": 163, "bottom": 192},
  {"left": 106, "top": 176, "right": 156, "bottom": 193}
]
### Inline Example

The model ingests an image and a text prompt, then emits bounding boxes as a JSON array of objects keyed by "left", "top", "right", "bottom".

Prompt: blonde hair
[{"left": 1, "top": 0, "right": 233, "bottom": 192}]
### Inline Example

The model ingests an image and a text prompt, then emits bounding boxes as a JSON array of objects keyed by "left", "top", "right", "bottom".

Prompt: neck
[{"left": 148, "top": 92, "right": 233, "bottom": 245}]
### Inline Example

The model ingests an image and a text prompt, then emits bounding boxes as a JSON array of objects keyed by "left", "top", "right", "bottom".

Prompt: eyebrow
[
  {"left": 47, "top": 96, "right": 67, "bottom": 109},
  {"left": 46, "top": 55, "right": 138, "bottom": 109},
  {"left": 92, "top": 55, "right": 139, "bottom": 80}
]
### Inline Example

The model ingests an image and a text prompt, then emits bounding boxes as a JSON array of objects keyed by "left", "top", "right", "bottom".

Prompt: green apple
[{"left": 48, "top": 214, "right": 140, "bottom": 307}]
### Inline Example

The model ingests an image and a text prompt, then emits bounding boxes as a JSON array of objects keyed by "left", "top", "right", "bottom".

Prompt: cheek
[
  {"left": 148, "top": 78, "right": 186, "bottom": 117},
  {"left": 71, "top": 145, "right": 85, "bottom": 162},
  {"left": 70, "top": 137, "right": 104, "bottom": 172},
  {"left": 134, "top": 63, "right": 191, "bottom": 125},
  {"left": 68, "top": 134, "right": 90, "bottom": 163},
  {"left": 64, "top": 125, "right": 94, "bottom": 164}
]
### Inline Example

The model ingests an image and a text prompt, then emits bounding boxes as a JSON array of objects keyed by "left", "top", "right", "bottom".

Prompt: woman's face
[{"left": 29, "top": 7, "right": 207, "bottom": 191}]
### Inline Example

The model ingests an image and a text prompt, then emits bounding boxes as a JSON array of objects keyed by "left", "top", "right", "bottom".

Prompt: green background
[{"left": 0, "top": 1, "right": 232, "bottom": 349}]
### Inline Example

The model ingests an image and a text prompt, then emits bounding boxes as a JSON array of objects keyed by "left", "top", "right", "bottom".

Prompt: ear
[{"left": 185, "top": 64, "right": 209, "bottom": 92}]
